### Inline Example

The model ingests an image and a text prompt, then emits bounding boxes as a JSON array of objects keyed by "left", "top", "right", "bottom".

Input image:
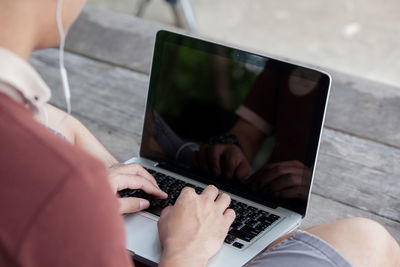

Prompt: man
[{"left": 0, "top": 1, "right": 399, "bottom": 267}]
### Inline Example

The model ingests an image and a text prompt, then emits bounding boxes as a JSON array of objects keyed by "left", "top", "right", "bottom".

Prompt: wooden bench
[{"left": 30, "top": 6, "right": 400, "bottom": 242}]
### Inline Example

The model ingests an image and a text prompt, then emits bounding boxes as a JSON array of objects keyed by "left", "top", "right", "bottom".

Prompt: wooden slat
[
  {"left": 326, "top": 69, "right": 400, "bottom": 148},
  {"left": 303, "top": 194, "right": 400, "bottom": 242},
  {"left": 315, "top": 128, "right": 400, "bottom": 222},
  {"left": 30, "top": 47, "right": 399, "bottom": 241},
  {"left": 66, "top": 6, "right": 181, "bottom": 74},
  {"left": 65, "top": 7, "right": 400, "bottom": 150}
]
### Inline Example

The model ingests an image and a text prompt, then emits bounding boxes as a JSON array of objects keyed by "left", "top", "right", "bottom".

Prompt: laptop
[{"left": 123, "top": 30, "right": 331, "bottom": 266}]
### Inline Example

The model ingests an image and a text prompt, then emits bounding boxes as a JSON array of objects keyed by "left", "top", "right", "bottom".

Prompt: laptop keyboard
[{"left": 118, "top": 168, "right": 280, "bottom": 249}]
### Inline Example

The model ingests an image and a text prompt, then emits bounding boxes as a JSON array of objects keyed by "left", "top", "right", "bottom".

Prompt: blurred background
[{"left": 86, "top": 0, "right": 400, "bottom": 88}]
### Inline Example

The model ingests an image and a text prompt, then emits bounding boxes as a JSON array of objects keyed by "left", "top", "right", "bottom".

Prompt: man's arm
[
  {"left": 17, "top": 163, "right": 133, "bottom": 267},
  {"left": 35, "top": 104, "right": 118, "bottom": 167}
]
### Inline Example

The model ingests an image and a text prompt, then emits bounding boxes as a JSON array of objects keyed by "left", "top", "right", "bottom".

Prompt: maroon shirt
[{"left": 0, "top": 93, "right": 133, "bottom": 267}]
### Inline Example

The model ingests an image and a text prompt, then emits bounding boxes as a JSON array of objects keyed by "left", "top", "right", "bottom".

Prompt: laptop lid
[{"left": 139, "top": 30, "right": 331, "bottom": 217}]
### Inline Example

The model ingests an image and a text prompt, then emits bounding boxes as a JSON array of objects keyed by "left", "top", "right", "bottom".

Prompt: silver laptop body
[{"left": 123, "top": 30, "right": 331, "bottom": 267}]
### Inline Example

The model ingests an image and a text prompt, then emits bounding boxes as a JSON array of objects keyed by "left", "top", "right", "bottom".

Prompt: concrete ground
[{"left": 86, "top": 0, "right": 400, "bottom": 88}]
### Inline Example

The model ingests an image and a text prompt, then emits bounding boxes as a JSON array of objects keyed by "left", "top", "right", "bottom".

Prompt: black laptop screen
[{"left": 140, "top": 30, "right": 330, "bottom": 216}]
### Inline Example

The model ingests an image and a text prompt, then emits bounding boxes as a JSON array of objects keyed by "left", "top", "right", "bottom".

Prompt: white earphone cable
[{"left": 56, "top": 0, "right": 72, "bottom": 131}]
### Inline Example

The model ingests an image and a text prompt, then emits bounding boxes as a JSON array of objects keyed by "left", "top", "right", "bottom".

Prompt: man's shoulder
[
  {"left": 0, "top": 96, "right": 112, "bottom": 256},
  {"left": 0, "top": 94, "right": 105, "bottom": 175}
]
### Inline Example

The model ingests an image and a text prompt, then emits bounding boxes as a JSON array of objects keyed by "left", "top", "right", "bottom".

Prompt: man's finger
[
  {"left": 116, "top": 174, "right": 168, "bottom": 199},
  {"left": 215, "top": 193, "right": 231, "bottom": 212},
  {"left": 119, "top": 197, "right": 150, "bottom": 214},
  {"left": 174, "top": 186, "right": 197, "bottom": 205},
  {"left": 160, "top": 205, "right": 172, "bottom": 217},
  {"left": 223, "top": 208, "right": 236, "bottom": 229},
  {"left": 201, "top": 185, "right": 219, "bottom": 201},
  {"left": 113, "top": 163, "right": 160, "bottom": 189}
]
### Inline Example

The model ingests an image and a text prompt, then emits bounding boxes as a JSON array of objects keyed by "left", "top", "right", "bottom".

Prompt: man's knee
[
  {"left": 319, "top": 217, "right": 394, "bottom": 248},
  {"left": 344, "top": 218, "right": 396, "bottom": 247},
  {"left": 308, "top": 217, "right": 388, "bottom": 240},
  {"left": 306, "top": 217, "right": 400, "bottom": 267},
  {"left": 346, "top": 217, "right": 386, "bottom": 236},
  {"left": 349, "top": 218, "right": 400, "bottom": 266}
]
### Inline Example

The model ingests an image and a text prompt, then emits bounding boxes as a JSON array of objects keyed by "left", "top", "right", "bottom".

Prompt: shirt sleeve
[{"left": 17, "top": 164, "right": 134, "bottom": 267}]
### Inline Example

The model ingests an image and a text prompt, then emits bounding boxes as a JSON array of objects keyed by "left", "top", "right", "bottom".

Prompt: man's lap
[{"left": 245, "top": 230, "right": 352, "bottom": 267}]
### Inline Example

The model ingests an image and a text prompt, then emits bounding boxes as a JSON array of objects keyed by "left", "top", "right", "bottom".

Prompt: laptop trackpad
[{"left": 124, "top": 213, "right": 162, "bottom": 261}]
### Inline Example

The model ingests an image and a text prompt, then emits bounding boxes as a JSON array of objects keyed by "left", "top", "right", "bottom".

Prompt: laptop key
[
  {"left": 232, "top": 242, "right": 244, "bottom": 249},
  {"left": 240, "top": 225, "right": 261, "bottom": 236},
  {"left": 147, "top": 206, "right": 164, "bottom": 216},
  {"left": 118, "top": 190, "right": 130, "bottom": 198},
  {"left": 229, "top": 229, "right": 255, "bottom": 242},
  {"left": 231, "top": 221, "right": 242, "bottom": 229},
  {"left": 118, "top": 189, "right": 143, "bottom": 198},
  {"left": 268, "top": 214, "right": 280, "bottom": 221},
  {"left": 235, "top": 215, "right": 245, "bottom": 223},
  {"left": 257, "top": 210, "right": 269, "bottom": 216},
  {"left": 245, "top": 220, "right": 258, "bottom": 227},
  {"left": 255, "top": 223, "right": 270, "bottom": 232},
  {"left": 194, "top": 187, "right": 203, "bottom": 194},
  {"left": 258, "top": 215, "right": 276, "bottom": 224},
  {"left": 224, "top": 234, "right": 236, "bottom": 244}
]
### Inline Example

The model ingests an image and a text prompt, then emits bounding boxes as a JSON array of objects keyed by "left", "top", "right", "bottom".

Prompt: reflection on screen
[{"left": 141, "top": 36, "right": 328, "bottom": 215}]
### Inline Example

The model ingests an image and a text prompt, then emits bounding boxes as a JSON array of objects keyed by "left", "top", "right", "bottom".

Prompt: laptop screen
[{"left": 140, "top": 30, "right": 330, "bottom": 216}]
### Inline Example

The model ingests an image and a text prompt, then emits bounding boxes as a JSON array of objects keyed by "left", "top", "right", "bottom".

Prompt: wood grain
[
  {"left": 314, "top": 128, "right": 400, "bottom": 222},
  {"left": 326, "top": 70, "right": 400, "bottom": 148},
  {"left": 66, "top": 6, "right": 181, "bottom": 74}
]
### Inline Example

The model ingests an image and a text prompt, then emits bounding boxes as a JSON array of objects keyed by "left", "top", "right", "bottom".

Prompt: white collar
[{"left": 0, "top": 47, "right": 51, "bottom": 113}]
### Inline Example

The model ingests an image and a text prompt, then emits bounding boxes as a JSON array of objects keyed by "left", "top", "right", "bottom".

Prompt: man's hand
[
  {"left": 108, "top": 163, "right": 167, "bottom": 214},
  {"left": 158, "top": 185, "right": 235, "bottom": 267},
  {"left": 195, "top": 144, "right": 252, "bottom": 180}
]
